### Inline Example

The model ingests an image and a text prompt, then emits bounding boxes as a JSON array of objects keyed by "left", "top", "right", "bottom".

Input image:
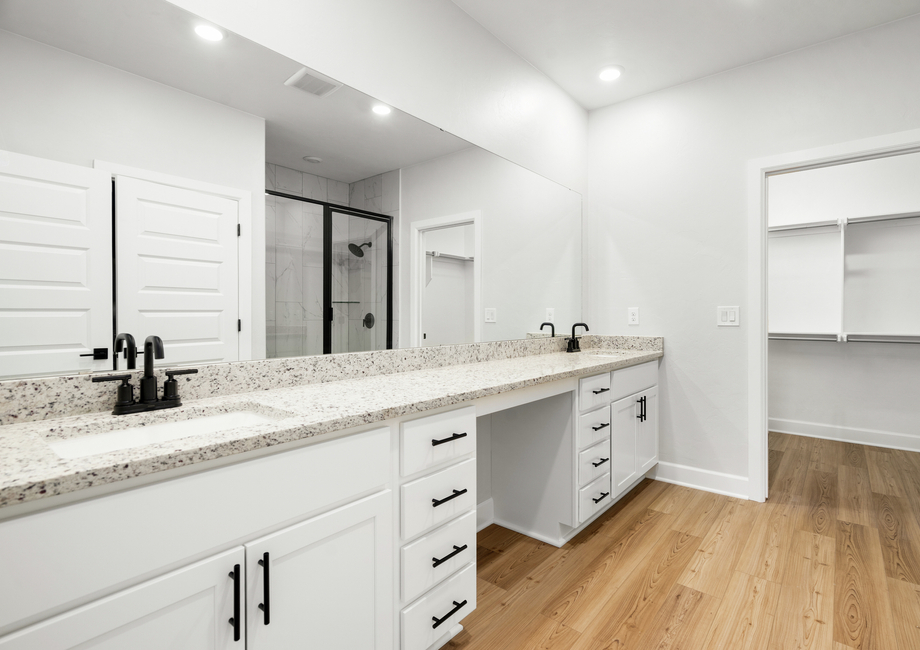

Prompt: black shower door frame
[{"left": 267, "top": 190, "right": 393, "bottom": 355}]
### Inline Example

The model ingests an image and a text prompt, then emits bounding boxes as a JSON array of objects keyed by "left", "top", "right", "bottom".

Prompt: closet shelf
[
  {"left": 768, "top": 332, "right": 920, "bottom": 343},
  {"left": 426, "top": 251, "right": 474, "bottom": 262},
  {"left": 767, "top": 219, "right": 838, "bottom": 233},
  {"left": 768, "top": 210, "right": 920, "bottom": 233}
]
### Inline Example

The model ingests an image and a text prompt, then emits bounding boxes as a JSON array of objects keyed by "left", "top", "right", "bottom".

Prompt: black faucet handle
[
  {"left": 91, "top": 374, "right": 135, "bottom": 407},
  {"left": 163, "top": 368, "right": 198, "bottom": 402},
  {"left": 165, "top": 368, "right": 199, "bottom": 377},
  {"left": 91, "top": 374, "right": 132, "bottom": 383}
]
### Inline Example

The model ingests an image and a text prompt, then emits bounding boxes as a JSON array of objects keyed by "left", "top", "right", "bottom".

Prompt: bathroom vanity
[{"left": 0, "top": 338, "right": 661, "bottom": 650}]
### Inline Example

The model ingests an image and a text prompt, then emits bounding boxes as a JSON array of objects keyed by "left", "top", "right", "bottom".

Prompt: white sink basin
[
  {"left": 585, "top": 351, "right": 623, "bottom": 359},
  {"left": 48, "top": 411, "right": 276, "bottom": 460}
]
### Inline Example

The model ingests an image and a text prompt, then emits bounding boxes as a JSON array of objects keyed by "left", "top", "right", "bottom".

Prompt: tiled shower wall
[{"left": 265, "top": 163, "right": 399, "bottom": 358}]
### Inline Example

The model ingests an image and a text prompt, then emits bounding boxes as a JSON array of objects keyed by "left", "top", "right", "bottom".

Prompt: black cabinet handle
[
  {"left": 432, "top": 488, "right": 467, "bottom": 508},
  {"left": 637, "top": 396, "right": 644, "bottom": 421},
  {"left": 432, "top": 432, "right": 468, "bottom": 447},
  {"left": 432, "top": 599, "right": 468, "bottom": 629},
  {"left": 228, "top": 564, "right": 241, "bottom": 642},
  {"left": 591, "top": 422, "right": 610, "bottom": 432},
  {"left": 80, "top": 348, "right": 108, "bottom": 360},
  {"left": 258, "top": 552, "right": 270, "bottom": 625},
  {"left": 592, "top": 387, "right": 610, "bottom": 395},
  {"left": 593, "top": 492, "right": 610, "bottom": 504},
  {"left": 432, "top": 544, "right": 468, "bottom": 568},
  {"left": 592, "top": 457, "right": 609, "bottom": 468}
]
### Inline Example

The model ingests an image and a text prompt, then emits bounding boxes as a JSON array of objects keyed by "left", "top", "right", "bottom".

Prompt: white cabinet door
[
  {"left": 636, "top": 386, "right": 659, "bottom": 474},
  {"left": 0, "top": 547, "right": 244, "bottom": 650},
  {"left": 0, "top": 150, "right": 112, "bottom": 379},
  {"left": 246, "top": 491, "right": 392, "bottom": 650},
  {"left": 611, "top": 397, "right": 639, "bottom": 498},
  {"left": 115, "top": 175, "right": 239, "bottom": 366}
]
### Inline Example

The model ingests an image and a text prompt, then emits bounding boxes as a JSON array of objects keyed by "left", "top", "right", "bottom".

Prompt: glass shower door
[{"left": 327, "top": 209, "right": 391, "bottom": 354}]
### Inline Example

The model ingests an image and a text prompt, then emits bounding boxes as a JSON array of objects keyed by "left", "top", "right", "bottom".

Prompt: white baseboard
[
  {"left": 769, "top": 418, "right": 920, "bottom": 452},
  {"left": 648, "top": 462, "right": 749, "bottom": 499},
  {"left": 476, "top": 498, "right": 494, "bottom": 532}
]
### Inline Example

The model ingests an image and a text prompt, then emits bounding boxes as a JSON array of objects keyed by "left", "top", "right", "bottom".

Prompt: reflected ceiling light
[
  {"left": 194, "top": 25, "right": 224, "bottom": 41},
  {"left": 372, "top": 104, "right": 392, "bottom": 115},
  {"left": 303, "top": 156, "right": 323, "bottom": 163},
  {"left": 599, "top": 65, "right": 624, "bottom": 81}
]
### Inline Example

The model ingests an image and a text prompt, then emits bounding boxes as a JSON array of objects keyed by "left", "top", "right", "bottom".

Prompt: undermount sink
[{"left": 48, "top": 410, "right": 278, "bottom": 460}]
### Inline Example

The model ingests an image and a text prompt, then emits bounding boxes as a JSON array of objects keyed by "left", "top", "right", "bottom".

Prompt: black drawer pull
[
  {"left": 432, "top": 488, "right": 467, "bottom": 508},
  {"left": 432, "top": 599, "right": 468, "bottom": 629},
  {"left": 432, "top": 544, "right": 468, "bottom": 568},
  {"left": 80, "top": 348, "right": 109, "bottom": 360},
  {"left": 591, "top": 422, "right": 610, "bottom": 431},
  {"left": 258, "top": 552, "right": 271, "bottom": 625},
  {"left": 228, "top": 564, "right": 241, "bottom": 642},
  {"left": 432, "top": 432, "right": 468, "bottom": 447},
  {"left": 592, "top": 492, "right": 610, "bottom": 504},
  {"left": 592, "top": 387, "right": 610, "bottom": 395},
  {"left": 592, "top": 457, "right": 610, "bottom": 468}
]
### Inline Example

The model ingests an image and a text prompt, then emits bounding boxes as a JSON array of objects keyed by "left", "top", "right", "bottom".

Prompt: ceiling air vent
[{"left": 284, "top": 67, "right": 342, "bottom": 98}]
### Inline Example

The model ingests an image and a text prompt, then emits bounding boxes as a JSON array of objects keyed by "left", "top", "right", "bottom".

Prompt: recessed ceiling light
[
  {"left": 303, "top": 156, "right": 323, "bottom": 164},
  {"left": 372, "top": 104, "right": 392, "bottom": 115},
  {"left": 599, "top": 65, "right": 624, "bottom": 82},
  {"left": 194, "top": 25, "right": 224, "bottom": 42}
]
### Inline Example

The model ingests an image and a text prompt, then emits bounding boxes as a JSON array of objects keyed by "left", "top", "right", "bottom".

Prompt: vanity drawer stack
[
  {"left": 576, "top": 373, "right": 614, "bottom": 522},
  {"left": 398, "top": 406, "right": 477, "bottom": 650}
]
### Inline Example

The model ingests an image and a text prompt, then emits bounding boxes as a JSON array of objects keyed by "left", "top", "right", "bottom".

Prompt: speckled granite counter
[{"left": 0, "top": 346, "right": 662, "bottom": 509}]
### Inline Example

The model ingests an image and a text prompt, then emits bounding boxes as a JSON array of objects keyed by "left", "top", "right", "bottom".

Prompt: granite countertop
[{"left": 0, "top": 348, "right": 661, "bottom": 509}]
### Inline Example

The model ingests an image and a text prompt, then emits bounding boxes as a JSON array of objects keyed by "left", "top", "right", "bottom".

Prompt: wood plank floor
[{"left": 448, "top": 433, "right": 920, "bottom": 650}]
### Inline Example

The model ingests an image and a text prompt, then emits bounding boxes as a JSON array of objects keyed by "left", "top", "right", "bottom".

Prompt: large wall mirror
[{"left": 0, "top": 0, "right": 582, "bottom": 380}]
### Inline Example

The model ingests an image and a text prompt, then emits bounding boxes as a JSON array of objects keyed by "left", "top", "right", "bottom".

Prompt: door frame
[
  {"left": 94, "top": 161, "right": 253, "bottom": 361},
  {"left": 745, "top": 127, "right": 920, "bottom": 502},
  {"left": 408, "top": 211, "right": 482, "bottom": 348}
]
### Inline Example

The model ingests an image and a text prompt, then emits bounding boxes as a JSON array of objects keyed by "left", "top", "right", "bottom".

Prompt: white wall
[
  {"left": 0, "top": 30, "right": 267, "bottom": 357},
  {"left": 165, "top": 0, "right": 587, "bottom": 194},
  {"left": 401, "top": 147, "right": 582, "bottom": 344},
  {"left": 587, "top": 15, "right": 920, "bottom": 478}
]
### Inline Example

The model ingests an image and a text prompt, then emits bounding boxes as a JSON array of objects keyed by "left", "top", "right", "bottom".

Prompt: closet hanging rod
[
  {"left": 426, "top": 251, "right": 474, "bottom": 262},
  {"left": 767, "top": 219, "right": 839, "bottom": 233},
  {"left": 847, "top": 210, "right": 920, "bottom": 225},
  {"left": 846, "top": 333, "right": 920, "bottom": 344},
  {"left": 768, "top": 333, "right": 839, "bottom": 341}
]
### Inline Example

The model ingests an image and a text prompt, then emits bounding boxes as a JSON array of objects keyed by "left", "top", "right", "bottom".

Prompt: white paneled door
[
  {"left": 0, "top": 150, "right": 112, "bottom": 379},
  {"left": 115, "top": 176, "right": 239, "bottom": 366}
]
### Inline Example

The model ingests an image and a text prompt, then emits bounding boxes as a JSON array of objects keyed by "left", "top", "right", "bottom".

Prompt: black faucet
[
  {"left": 114, "top": 333, "right": 137, "bottom": 370},
  {"left": 567, "top": 323, "right": 589, "bottom": 353},
  {"left": 139, "top": 335, "right": 165, "bottom": 403},
  {"left": 540, "top": 322, "right": 555, "bottom": 338}
]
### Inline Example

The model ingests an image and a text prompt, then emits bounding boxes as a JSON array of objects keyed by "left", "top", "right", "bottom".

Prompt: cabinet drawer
[
  {"left": 401, "top": 510, "right": 476, "bottom": 603},
  {"left": 579, "top": 473, "right": 612, "bottom": 523},
  {"left": 401, "top": 459, "right": 476, "bottom": 540},
  {"left": 401, "top": 562, "right": 476, "bottom": 650},
  {"left": 611, "top": 360, "right": 658, "bottom": 401},
  {"left": 577, "top": 407, "right": 612, "bottom": 450},
  {"left": 578, "top": 439, "right": 611, "bottom": 488},
  {"left": 401, "top": 406, "right": 476, "bottom": 477},
  {"left": 579, "top": 373, "right": 612, "bottom": 411}
]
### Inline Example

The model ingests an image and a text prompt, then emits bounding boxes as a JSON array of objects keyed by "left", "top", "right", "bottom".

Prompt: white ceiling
[
  {"left": 452, "top": 0, "right": 920, "bottom": 110},
  {"left": 0, "top": 0, "right": 470, "bottom": 183}
]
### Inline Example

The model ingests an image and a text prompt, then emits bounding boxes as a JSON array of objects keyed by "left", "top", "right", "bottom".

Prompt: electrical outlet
[
  {"left": 717, "top": 306, "right": 740, "bottom": 326},
  {"left": 545, "top": 308, "right": 555, "bottom": 323},
  {"left": 484, "top": 308, "right": 497, "bottom": 323},
  {"left": 628, "top": 307, "right": 639, "bottom": 325}
]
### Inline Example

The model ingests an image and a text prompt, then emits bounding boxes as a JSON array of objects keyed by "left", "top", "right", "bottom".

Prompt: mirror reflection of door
[{"left": 421, "top": 225, "right": 474, "bottom": 346}]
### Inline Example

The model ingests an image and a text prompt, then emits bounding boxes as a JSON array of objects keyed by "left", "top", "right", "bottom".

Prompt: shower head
[{"left": 348, "top": 242, "right": 372, "bottom": 257}]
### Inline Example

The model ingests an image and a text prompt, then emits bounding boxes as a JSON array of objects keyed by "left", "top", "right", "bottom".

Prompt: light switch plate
[
  {"left": 628, "top": 307, "right": 639, "bottom": 325},
  {"left": 545, "top": 308, "right": 555, "bottom": 323},
  {"left": 717, "top": 306, "right": 740, "bottom": 326},
  {"left": 484, "top": 308, "right": 497, "bottom": 323}
]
